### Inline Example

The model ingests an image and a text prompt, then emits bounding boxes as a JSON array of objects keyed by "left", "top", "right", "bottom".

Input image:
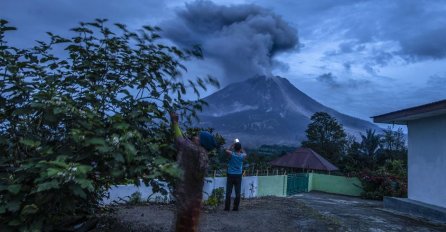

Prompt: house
[
  {"left": 372, "top": 99, "right": 446, "bottom": 222},
  {"left": 270, "top": 147, "right": 338, "bottom": 173}
]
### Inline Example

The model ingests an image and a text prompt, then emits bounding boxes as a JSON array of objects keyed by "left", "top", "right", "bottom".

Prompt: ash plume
[{"left": 162, "top": 0, "right": 298, "bottom": 84}]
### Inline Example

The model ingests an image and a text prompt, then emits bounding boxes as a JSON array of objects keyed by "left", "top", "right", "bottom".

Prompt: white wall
[
  {"left": 203, "top": 176, "right": 258, "bottom": 199},
  {"left": 103, "top": 176, "right": 259, "bottom": 205},
  {"left": 102, "top": 180, "right": 172, "bottom": 204},
  {"left": 408, "top": 115, "right": 446, "bottom": 208}
]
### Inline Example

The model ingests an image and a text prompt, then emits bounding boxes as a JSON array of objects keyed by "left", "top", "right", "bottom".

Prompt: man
[
  {"left": 170, "top": 112, "right": 216, "bottom": 232},
  {"left": 224, "top": 141, "right": 247, "bottom": 211}
]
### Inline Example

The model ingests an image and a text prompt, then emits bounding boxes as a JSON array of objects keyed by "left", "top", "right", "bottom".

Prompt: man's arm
[
  {"left": 170, "top": 111, "right": 183, "bottom": 139},
  {"left": 225, "top": 143, "right": 234, "bottom": 156}
]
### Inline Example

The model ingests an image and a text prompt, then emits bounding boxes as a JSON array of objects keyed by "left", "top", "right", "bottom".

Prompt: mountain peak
[{"left": 198, "top": 76, "right": 380, "bottom": 147}]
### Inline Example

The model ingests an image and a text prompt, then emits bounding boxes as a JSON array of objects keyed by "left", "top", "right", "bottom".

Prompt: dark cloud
[
  {"left": 161, "top": 0, "right": 298, "bottom": 84},
  {"left": 323, "top": 0, "right": 446, "bottom": 63},
  {"left": 1, "top": 0, "right": 168, "bottom": 48},
  {"left": 317, "top": 72, "right": 371, "bottom": 89},
  {"left": 427, "top": 74, "right": 446, "bottom": 86},
  {"left": 317, "top": 73, "right": 341, "bottom": 88}
]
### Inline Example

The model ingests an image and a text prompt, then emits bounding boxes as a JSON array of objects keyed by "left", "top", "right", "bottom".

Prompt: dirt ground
[{"left": 94, "top": 192, "right": 446, "bottom": 232}]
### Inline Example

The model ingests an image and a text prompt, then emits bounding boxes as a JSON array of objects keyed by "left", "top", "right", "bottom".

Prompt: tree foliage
[
  {"left": 0, "top": 18, "right": 218, "bottom": 231},
  {"left": 301, "top": 112, "right": 347, "bottom": 164}
]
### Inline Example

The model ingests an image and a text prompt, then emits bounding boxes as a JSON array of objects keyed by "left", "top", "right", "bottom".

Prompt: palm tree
[{"left": 360, "top": 129, "right": 381, "bottom": 158}]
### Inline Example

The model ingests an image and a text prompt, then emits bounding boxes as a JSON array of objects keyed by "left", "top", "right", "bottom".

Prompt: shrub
[
  {"left": 0, "top": 19, "right": 217, "bottom": 231},
  {"left": 359, "top": 168, "right": 407, "bottom": 200},
  {"left": 204, "top": 187, "right": 225, "bottom": 209},
  {"left": 128, "top": 192, "right": 143, "bottom": 205}
]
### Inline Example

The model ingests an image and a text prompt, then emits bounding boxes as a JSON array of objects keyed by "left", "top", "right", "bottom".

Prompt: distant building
[
  {"left": 270, "top": 147, "right": 339, "bottom": 173},
  {"left": 373, "top": 100, "right": 446, "bottom": 221}
]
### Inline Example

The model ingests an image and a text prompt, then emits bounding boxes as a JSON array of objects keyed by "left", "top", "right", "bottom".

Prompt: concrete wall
[
  {"left": 104, "top": 176, "right": 260, "bottom": 204},
  {"left": 103, "top": 181, "right": 172, "bottom": 204},
  {"left": 310, "top": 173, "right": 363, "bottom": 196},
  {"left": 308, "top": 173, "right": 313, "bottom": 192},
  {"left": 103, "top": 174, "right": 363, "bottom": 204},
  {"left": 203, "top": 176, "right": 258, "bottom": 199},
  {"left": 257, "top": 175, "right": 287, "bottom": 197},
  {"left": 408, "top": 115, "right": 446, "bottom": 208}
]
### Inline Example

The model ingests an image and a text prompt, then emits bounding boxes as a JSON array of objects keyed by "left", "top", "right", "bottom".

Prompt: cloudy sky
[{"left": 2, "top": 0, "right": 446, "bottom": 122}]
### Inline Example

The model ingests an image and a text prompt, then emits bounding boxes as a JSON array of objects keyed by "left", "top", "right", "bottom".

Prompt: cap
[{"left": 199, "top": 131, "right": 217, "bottom": 151}]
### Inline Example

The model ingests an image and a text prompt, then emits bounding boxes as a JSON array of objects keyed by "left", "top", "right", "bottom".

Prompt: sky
[{"left": 2, "top": 0, "right": 446, "bottom": 122}]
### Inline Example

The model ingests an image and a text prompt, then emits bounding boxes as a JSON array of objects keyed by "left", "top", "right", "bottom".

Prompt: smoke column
[{"left": 162, "top": 0, "right": 298, "bottom": 84}]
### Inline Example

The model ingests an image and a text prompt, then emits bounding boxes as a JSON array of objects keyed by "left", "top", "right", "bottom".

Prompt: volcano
[{"left": 196, "top": 76, "right": 381, "bottom": 147}]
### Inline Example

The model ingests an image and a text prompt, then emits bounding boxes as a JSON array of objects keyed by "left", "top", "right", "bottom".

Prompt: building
[
  {"left": 270, "top": 147, "right": 338, "bottom": 173},
  {"left": 373, "top": 99, "right": 446, "bottom": 221}
]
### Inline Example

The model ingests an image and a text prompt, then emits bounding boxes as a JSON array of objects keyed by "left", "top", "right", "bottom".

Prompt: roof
[
  {"left": 372, "top": 99, "right": 446, "bottom": 125},
  {"left": 270, "top": 147, "right": 338, "bottom": 171}
]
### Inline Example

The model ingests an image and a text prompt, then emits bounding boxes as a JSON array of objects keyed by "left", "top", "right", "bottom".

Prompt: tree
[
  {"left": 359, "top": 129, "right": 381, "bottom": 157},
  {"left": 342, "top": 130, "right": 381, "bottom": 173},
  {"left": 378, "top": 127, "right": 407, "bottom": 164},
  {"left": 301, "top": 112, "right": 347, "bottom": 164},
  {"left": 0, "top": 19, "right": 218, "bottom": 231}
]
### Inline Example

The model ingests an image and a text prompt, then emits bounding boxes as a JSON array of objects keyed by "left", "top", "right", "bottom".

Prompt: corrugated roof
[
  {"left": 270, "top": 147, "right": 338, "bottom": 171},
  {"left": 372, "top": 99, "right": 446, "bottom": 124}
]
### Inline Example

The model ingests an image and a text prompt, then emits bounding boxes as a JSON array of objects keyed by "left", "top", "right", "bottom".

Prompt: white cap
[{"left": 234, "top": 138, "right": 240, "bottom": 143}]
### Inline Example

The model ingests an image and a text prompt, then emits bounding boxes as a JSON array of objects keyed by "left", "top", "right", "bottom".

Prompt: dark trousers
[{"left": 225, "top": 174, "right": 242, "bottom": 210}]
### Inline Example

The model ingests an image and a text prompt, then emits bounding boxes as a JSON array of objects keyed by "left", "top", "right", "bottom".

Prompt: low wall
[
  {"left": 103, "top": 174, "right": 363, "bottom": 204},
  {"left": 104, "top": 176, "right": 261, "bottom": 204},
  {"left": 257, "top": 175, "right": 287, "bottom": 197},
  {"left": 203, "top": 176, "right": 258, "bottom": 199},
  {"left": 103, "top": 181, "right": 172, "bottom": 204},
  {"left": 310, "top": 173, "right": 363, "bottom": 196}
]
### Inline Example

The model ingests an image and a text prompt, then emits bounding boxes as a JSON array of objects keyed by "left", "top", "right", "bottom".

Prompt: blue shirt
[{"left": 227, "top": 152, "right": 246, "bottom": 175}]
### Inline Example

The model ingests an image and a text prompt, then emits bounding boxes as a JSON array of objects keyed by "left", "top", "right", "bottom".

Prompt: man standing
[
  {"left": 170, "top": 112, "right": 216, "bottom": 232},
  {"left": 224, "top": 141, "right": 247, "bottom": 211}
]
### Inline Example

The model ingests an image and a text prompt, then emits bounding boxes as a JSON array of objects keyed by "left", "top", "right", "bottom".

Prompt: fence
[
  {"left": 207, "top": 168, "right": 339, "bottom": 177},
  {"left": 103, "top": 173, "right": 363, "bottom": 205}
]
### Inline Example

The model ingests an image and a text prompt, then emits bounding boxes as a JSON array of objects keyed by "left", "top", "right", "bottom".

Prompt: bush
[
  {"left": 0, "top": 19, "right": 217, "bottom": 231},
  {"left": 128, "top": 192, "right": 143, "bottom": 205},
  {"left": 204, "top": 187, "right": 225, "bottom": 209},
  {"left": 359, "top": 164, "right": 407, "bottom": 200}
]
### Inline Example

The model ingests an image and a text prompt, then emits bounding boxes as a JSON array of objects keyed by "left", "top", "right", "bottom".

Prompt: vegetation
[
  {"left": 204, "top": 187, "right": 225, "bottom": 209},
  {"left": 0, "top": 19, "right": 218, "bottom": 231},
  {"left": 301, "top": 112, "right": 347, "bottom": 165},
  {"left": 244, "top": 145, "right": 296, "bottom": 171},
  {"left": 301, "top": 112, "right": 408, "bottom": 199}
]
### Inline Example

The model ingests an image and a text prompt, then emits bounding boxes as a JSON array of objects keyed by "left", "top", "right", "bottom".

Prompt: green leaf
[
  {"left": 7, "top": 200, "right": 21, "bottom": 212},
  {"left": 114, "top": 122, "right": 129, "bottom": 130},
  {"left": 71, "top": 185, "right": 87, "bottom": 199},
  {"left": 36, "top": 180, "right": 59, "bottom": 192},
  {"left": 124, "top": 143, "right": 137, "bottom": 156},
  {"left": 0, "top": 185, "right": 8, "bottom": 191},
  {"left": 21, "top": 204, "right": 39, "bottom": 215},
  {"left": 7, "top": 184, "right": 21, "bottom": 194},
  {"left": 0, "top": 205, "right": 6, "bottom": 214},
  {"left": 163, "top": 165, "right": 181, "bottom": 178},
  {"left": 76, "top": 179, "right": 94, "bottom": 191},
  {"left": 19, "top": 138, "right": 41, "bottom": 148},
  {"left": 154, "top": 157, "right": 168, "bottom": 165},
  {"left": 8, "top": 219, "right": 21, "bottom": 226},
  {"left": 47, "top": 168, "right": 62, "bottom": 177},
  {"left": 76, "top": 165, "right": 92, "bottom": 174},
  {"left": 114, "top": 153, "right": 125, "bottom": 163},
  {"left": 87, "top": 138, "right": 106, "bottom": 146}
]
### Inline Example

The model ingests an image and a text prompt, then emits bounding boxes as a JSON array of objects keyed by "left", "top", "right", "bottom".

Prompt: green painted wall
[
  {"left": 308, "top": 173, "right": 313, "bottom": 192},
  {"left": 257, "top": 175, "right": 287, "bottom": 197},
  {"left": 310, "top": 173, "right": 363, "bottom": 196}
]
